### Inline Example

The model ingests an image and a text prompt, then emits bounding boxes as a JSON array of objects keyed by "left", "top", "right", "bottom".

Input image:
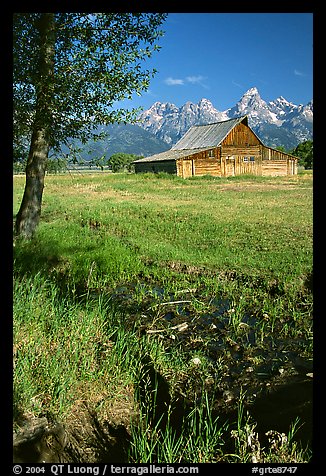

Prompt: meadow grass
[{"left": 13, "top": 171, "right": 313, "bottom": 463}]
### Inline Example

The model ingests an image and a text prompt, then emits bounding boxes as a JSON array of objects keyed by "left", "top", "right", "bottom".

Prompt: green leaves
[
  {"left": 13, "top": 13, "right": 167, "bottom": 155},
  {"left": 109, "top": 153, "right": 142, "bottom": 172},
  {"left": 291, "top": 140, "right": 313, "bottom": 169}
]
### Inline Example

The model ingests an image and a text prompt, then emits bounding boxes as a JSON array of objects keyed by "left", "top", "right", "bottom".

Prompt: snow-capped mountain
[
  {"left": 268, "top": 95, "right": 298, "bottom": 117},
  {"left": 138, "top": 87, "right": 313, "bottom": 150},
  {"left": 139, "top": 98, "right": 227, "bottom": 145},
  {"left": 226, "top": 87, "right": 282, "bottom": 127}
]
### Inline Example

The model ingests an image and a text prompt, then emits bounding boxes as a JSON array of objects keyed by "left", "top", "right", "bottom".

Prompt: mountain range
[
  {"left": 138, "top": 87, "right": 313, "bottom": 151},
  {"left": 68, "top": 87, "right": 312, "bottom": 162},
  {"left": 63, "top": 123, "right": 169, "bottom": 162}
]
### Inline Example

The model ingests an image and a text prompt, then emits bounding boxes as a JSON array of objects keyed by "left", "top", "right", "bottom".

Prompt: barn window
[
  {"left": 208, "top": 149, "right": 214, "bottom": 158},
  {"left": 250, "top": 156, "right": 255, "bottom": 162},
  {"left": 243, "top": 156, "right": 249, "bottom": 162}
]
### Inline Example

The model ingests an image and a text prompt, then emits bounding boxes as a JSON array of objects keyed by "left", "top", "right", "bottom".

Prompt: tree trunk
[
  {"left": 15, "top": 130, "right": 49, "bottom": 238},
  {"left": 15, "top": 13, "right": 55, "bottom": 239}
]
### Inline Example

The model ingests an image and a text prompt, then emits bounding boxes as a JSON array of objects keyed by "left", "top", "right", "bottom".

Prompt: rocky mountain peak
[
  {"left": 276, "top": 95, "right": 292, "bottom": 104},
  {"left": 243, "top": 86, "right": 260, "bottom": 97},
  {"left": 235, "top": 87, "right": 266, "bottom": 111},
  {"left": 138, "top": 88, "right": 313, "bottom": 149},
  {"left": 198, "top": 98, "right": 214, "bottom": 108},
  {"left": 181, "top": 101, "right": 198, "bottom": 113}
]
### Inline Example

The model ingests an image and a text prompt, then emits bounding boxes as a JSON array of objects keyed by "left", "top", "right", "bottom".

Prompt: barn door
[
  {"left": 226, "top": 156, "right": 235, "bottom": 176},
  {"left": 288, "top": 159, "right": 296, "bottom": 175},
  {"left": 182, "top": 160, "right": 193, "bottom": 178},
  {"left": 222, "top": 156, "right": 235, "bottom": 176}
]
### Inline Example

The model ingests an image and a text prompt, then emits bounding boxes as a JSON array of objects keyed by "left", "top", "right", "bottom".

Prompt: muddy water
[{"left": 110, "top": 282, "right": 313, "bottom": 448}]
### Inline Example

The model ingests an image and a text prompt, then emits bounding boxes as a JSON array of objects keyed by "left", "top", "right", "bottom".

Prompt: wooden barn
[{"left": 133, "top": 116, "right": 298, "bottom": 178}]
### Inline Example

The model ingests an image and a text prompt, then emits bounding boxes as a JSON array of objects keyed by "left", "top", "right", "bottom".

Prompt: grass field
[{"left": 13, "top": 171, "right": 313, "bottom": 463}]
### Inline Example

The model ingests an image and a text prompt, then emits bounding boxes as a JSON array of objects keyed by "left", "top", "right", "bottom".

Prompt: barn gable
[{"left": 172, "top": 116, "right": 251, "bottom": 150}]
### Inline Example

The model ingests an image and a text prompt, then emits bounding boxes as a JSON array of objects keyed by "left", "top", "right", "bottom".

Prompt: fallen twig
[{"left": 159, "top": 300, "right": 191, "bottom": 306}]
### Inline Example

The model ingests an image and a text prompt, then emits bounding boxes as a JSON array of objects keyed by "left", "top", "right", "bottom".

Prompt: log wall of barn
[
  {"left": 221, "top": 145, "right": 262, "bottom": 176},
  {"left": 261, "top": 146, "right": 298, "bottom": 176},
  {"left": 177, "top": 148, "right": 222, "bottom": 177},
  {"left": 261, "top": 160, "right": 288, "bottom": 176},
  {"left": 221, "top": 122, "right": 261, "bottom": 146},
  {"left": 262, "top": 147, "right": 290, "bottom": 161},
  {"left": 193, "top": 160, "right": 222, "bottom": 176},
  {"left": 221, "top": 145, "right": 262, "bottom": 158}
]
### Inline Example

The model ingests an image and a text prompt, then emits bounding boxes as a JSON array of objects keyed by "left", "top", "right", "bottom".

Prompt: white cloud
[
  {"left": 232, "top": 80, "right": 244, "bottom": 88},
  {"left": 294, "top": 69, "right": 305, "bottom": 76},
  {"left": 164, "top": 77, "right": 184, "bottom": 86},
  {"left": 186, "top": 75, "right": 205, "bottom": 84},
  {"left": 186, "top": 75, "right": 209, "bottom": 89},
  {"left": 164, "top": 75, "right": 209, "bottom": 88}
]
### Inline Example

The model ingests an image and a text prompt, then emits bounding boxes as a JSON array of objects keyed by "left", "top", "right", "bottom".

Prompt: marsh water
[{"left": 109, "top": 282, "right": 313, "bottom": 448}]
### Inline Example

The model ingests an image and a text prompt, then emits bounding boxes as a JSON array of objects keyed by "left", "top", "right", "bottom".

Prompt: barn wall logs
[
  {"left": 221, "top": 123, "right": 261, "bottom": 147},
  {"left": 177, "top": 148, "right": 222, "bottom": 178},
  {"left": 220, "top": 145, "right": 262, "bottom": 176},
  {"left": 261, "top": 147, "right": 297, "bottom": 176},
  {"left": 261, "top": 160, "right": 289, "bottom": 176}
]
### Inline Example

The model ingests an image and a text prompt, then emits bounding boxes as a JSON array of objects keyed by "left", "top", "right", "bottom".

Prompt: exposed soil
[{"left": 13, "top": 387, "right": 136, "bottom": 463}]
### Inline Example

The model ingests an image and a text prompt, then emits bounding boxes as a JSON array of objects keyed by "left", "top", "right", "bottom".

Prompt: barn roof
[
  {"left": 132, "top": 148, "right": 208, "bottom": 163},
  {"left": 133, "top": 116, "right": 250, "bottom": 164},
  {"left": 172, "top": 116, "right": 249, "bottom": 150}
]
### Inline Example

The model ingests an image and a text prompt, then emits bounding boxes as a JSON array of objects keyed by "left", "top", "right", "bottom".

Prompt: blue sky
[{"left": 120, "top": 13, "right": 313, "bottom": 112}]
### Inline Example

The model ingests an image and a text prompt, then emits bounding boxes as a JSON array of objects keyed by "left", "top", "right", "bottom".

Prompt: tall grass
[
  {"left": 129, "top": 386, "right": 227, "bottom": 463},
  {"left": 13, "top": 274, "right": 118, "bottom": 421}
]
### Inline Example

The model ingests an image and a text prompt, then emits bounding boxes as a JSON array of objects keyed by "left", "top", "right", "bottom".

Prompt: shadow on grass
[{"left": 13, "top": 234, "right": 100, "bottom": 296}]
